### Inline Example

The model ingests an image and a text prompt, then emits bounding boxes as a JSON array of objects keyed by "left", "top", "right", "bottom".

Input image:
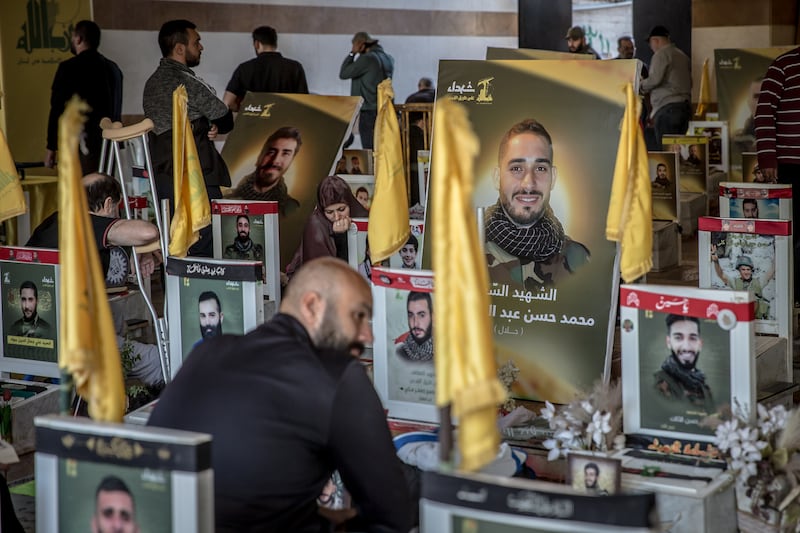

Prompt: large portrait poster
[
  {"left": 620, "top": 285, "right": 755, "bottom": 443},
  {"left": 0, "top": 247, "right": 59, "bottom": 377},
  {"left": 372, "top": 267, "right": 436, "bottom": 423},
  {"left": 649, "top": 151, "right": 679, "bottom": 221},
  {"left": 220, "top": 93, "right": 361, "bottom": 269},
  {"left": 431, "top": 59, "right": 639, "bottom": 403},
  {"left": 715, "top": 48, "right": 794, "bottom": 181}
]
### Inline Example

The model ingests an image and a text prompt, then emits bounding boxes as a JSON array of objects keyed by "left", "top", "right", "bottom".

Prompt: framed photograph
[
  {"left": 661, "top": 135, "right": 708, "bottom": 195},
  {"left": 341, "top": 175, "right": 375, "bottom": 212},
  {"left": 416, "top": 149, "right": 431, "bottom": 210},
  {"left": 35, "top": 414, "right": 213, "bottom": 533},
  {"left": 620, "top": 284, "right": 756, "bottom": 443},
  {"left": 343, "top": 149, "right": 373, "bottom": 175},
  {"left": 567, "top": 453, "right": 622, "bottom": 496},
  {"left": 388, "top": 220, "right": 425, "bottom": 270},
  {"left": 166, "top": 257, "right": 265, "bottom": 378},
  {"left": 211, "top": 200, "right": 281, "bottom": 305},
  {"left": 371, "top": 267, "right": 436, "bottom": 423},
  {"left": 698, "top": 217, "right": 792, "bottom": 342},
  {"left": 688, "top": 120, "right": 730, "bottom": 175},
  {"left": 0, "top": 247, "right": 60, "bottom": 378},
  {"left": 648, "top": 151, "right": 680, "bottom": 221},
  {"left": 718, "top": 182, "right": 792, "bottom": 220},
  {"left": 420, "top": 470, "right": 656, "bottom": 533}
]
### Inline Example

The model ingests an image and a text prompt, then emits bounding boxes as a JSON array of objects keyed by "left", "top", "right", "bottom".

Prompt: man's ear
[
  {"left": 550, "top": 166, "right": 558, "bottom": 190},
  {"left": 103, "top": 196, "right": 115, "bottom": 215},
  {"left": 299, "top": 290, "right": 324, "bottom": 329}
]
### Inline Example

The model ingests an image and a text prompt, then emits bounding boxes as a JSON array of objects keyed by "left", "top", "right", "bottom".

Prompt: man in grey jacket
[
  {"left": 640, "top": 25, "right": 691, "bottom": 151},
  {"left": 339, "top": 31, "right": 394, "bottom": 150}
]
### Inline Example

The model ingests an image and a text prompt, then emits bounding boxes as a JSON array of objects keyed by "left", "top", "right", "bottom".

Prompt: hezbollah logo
[{"left": 476, "top": 77, "right": 494, "bottom": 103}]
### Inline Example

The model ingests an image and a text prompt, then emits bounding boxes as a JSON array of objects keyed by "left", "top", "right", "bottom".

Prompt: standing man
[
  {"left": 198, "top": 291, "right": 223, "bottom": 341},
  {"left": 224, "top": 215, "right": 264, "bottom": 260},
  {"left": 395, "top": 291, "right": 434, "bottom": 362},
  {"left": 755, "top": 45, "right": 800, "bottom": 305},
  {"left": 640, "top": 26, "right": 691, "bottom": 151},
  {"left": 91, "top": 476, "right": 139, "bottom": 533},
  {"left": 223, "top": 25, "right": 308, "bottom": 112},
  {"left": 339, "top": 31, "right": 394, "bottom": 150},
  {"left": 484, "top": 118, "right": 590, "bottom": 290},
  {"left": 9, "top": 281, "right": 51, "bottom": 338},
  {"left": 653, "top": 314, "right": 714, "bottom": 410},
  {"left": 45, "top": 20, "right": 122, "bottom": 174},
  {"left": 143, "top": 19, "right": 234, "bottom": 257},
  {"left": 616, "top": 36, "right": 635, "bottom": 60},
  {"left": 230, "top": 126, "right": 302, "bottom": 214},
  {"left": 148, "top": 258, "right": 411, "bottom": 532},
  {"left": 564, "top": 26, "right": 601, "bottom": 59}
]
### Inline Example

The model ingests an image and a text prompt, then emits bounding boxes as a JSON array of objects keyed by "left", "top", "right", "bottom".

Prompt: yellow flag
[
  {"left": 695, "top": 58, "right": 711, "bottom": 118},
  {"left": 368, "top": 79, "right": 409, "bottom": 262},
  {"left": 58, "top": 96, "right": 126, "bottom": 422},
  {"left": 0, "top": 128, "right": 27, "bottom": 223},
  {"left": 431, "top": 98, "right": 506, "bottom": 472},
  {"left": 168, "top": 85, "right": 210, "bottom": 257},
  {"left": 606, "top": 83, "right": 653, "bottom": 283}
]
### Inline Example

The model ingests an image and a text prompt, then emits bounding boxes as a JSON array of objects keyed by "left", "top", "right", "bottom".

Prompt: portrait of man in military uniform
[
  {"left": 484, "top": 118, "right": 590, "bottom": 290},
  {"left": 9, "top": 280, "right": 51, "bottom": 338},
  {"left": 223, "top": 215, "right": 264, "bottom": 261},
  {"left": 711, "top": 246, "right": 774, "bottom": 320}
]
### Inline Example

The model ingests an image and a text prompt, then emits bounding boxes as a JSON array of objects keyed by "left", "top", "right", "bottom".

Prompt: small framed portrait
[
  {"left": 343, "top": 149, "right": 373, "bottom": 175},
  {"left": 567, "top": 452, "right": 622, "bottom": 496},
  {"left": 718, "top": 182, "right": 792, "bottom": 220},
  {"left": 620, "top": 284, "right": 756, "bottom": 443},
  {"left": 662, "top": 135, "right": 708, "bottom": 195},
  {"left": 648, "top": 151, "right": 679, "bottom": 222},
  {"left": 688, "top": 121, "right": 730, "bottom": 174},
  {"left": 341, "top": 175, "right": 375, "bottom": 211}
]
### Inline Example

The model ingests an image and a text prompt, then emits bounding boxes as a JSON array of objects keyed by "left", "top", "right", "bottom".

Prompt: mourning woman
[{"left": 287, "top": 175, "right": 368, "bottom": 276}]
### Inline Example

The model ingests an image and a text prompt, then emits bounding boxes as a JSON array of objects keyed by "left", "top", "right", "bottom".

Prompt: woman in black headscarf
[{"left": 286, "top": 175, "right": 368, "bottom": 276}]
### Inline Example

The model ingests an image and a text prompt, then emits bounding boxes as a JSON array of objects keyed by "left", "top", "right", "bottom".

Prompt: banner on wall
[
  {"left": 426, "top": 59, "right": 639, "bottom": 403},
  {"left": 220, "top": 93, "right": 361, "bottom": 269},
  {"left": 0, "top": 1, "right": 91, "bottom": 160},
  {"left": 715, "top": 47, "right": 794, "bottom": 181}
]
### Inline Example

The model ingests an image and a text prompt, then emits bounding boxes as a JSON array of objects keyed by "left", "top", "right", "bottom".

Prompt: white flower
[
  {"left": 587, "top": 411, "right": 612, "bottom": 447},
  {"left": 542, "top": 438, "right": 563, "bottom": 461},
  {"left": 540, "top": 401, "right": 556, "bottom": 424},
  {"left": 715, "top": 419, "right": 740, "bottom": 452},
  {"left": 580, "top": 400, "right": 594, "bottom": 415}
]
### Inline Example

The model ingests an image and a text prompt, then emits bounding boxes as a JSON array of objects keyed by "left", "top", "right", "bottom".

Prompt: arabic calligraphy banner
[
  {"left": 620, "top": 284, "right": 755, "bottom": 443},
  {"left": 0, "top": 0, "right": 90, "bottom": 160},
  {"left": 429, "top": 59, "right": 640, "bottom": 403}
]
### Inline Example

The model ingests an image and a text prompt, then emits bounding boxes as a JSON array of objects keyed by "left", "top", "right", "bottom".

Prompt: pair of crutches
[{"left": 98, "top": 118, "right": 171, "bottom": 387}]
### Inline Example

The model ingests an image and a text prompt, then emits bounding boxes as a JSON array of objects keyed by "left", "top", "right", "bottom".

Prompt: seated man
[
  {"left": 26, "top": 172, "right": 165, "bottom": 387},
  {"left": 148, "top": 258, "right": 411, "bottom": 532}
]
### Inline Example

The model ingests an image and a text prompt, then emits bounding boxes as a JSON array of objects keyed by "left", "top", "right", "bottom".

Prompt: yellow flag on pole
[
  {"left": 58, "top": 96, "right": 126, "bottom": 422},
  {"left": 168, "top": 85, "right": 210, "bottom": 257},
  {"left": 431, "top": 98, "right": 506, "bottom": 472},
  {"left": 0, "top": 128, "right": 27, "bottom": 223},
  {"left": 695, "top": 58, "right": 711, "bottom": 119},
  {"left": 606, "top": 83, "right": 653, "bottom": 283},
  {"left": 368, "top": 78, "right": 409, "bottom": 262}
]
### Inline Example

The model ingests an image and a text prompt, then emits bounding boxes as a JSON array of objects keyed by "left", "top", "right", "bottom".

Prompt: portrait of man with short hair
[
  {"left": 223, "top": 214, "right": 264, "bottom": 261},
  {"left": 567, "top": 454, "right": 620, "bottom": 496},
  {"left": 395, "top": 291, "right": 433, "bottom": 362},
  {"left": 9, "top": 280, "right": 51, "bottom": 338}
]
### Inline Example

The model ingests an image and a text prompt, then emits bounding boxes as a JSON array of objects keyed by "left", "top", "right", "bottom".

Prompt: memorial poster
[
  {"left": 341, "top": 175, "right": 375, "bottom": 212},
  {"left": 620, "top": 284, "right": 755, "bottom": 443},
  {"left": 718, "top": 182, "right": 792, "bottom": 220},
  {"left": 661, "top": 135, "right": 708, "bottom": 194},
  {"left": 221, "top": 93, "right": 361, "bottom": 269},
  {"left": 715, "top": 48, "right": 794, "bottom": 181},
  {"left": 431, "top": 59, "right": 640, "bottom": 403},
  {"left": 648, "top": 151, "right": 679, "bottom": 221}
]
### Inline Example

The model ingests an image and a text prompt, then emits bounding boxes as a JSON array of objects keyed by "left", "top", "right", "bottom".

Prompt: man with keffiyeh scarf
[
  {"left": 484, "top": 119, "right": 589, "bottom": 291},
  {"left": 654, "top": 314, "right": 714, "bottom": 411}
]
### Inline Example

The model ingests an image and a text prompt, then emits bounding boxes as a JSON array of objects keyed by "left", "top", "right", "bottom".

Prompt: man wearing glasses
[{"left": 484, "top": 118, "right": 590, "bottom": 290}]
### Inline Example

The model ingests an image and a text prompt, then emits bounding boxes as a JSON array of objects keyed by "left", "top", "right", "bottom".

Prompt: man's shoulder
[{"left": 563, "top": 239, "right": 591, "bottom": 271}]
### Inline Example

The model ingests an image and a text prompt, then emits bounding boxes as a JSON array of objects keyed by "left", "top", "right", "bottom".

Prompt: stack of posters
[
  {"left": 429, "top": 58, "right": 640, "bottom": 403},
  {"left": 220, "top": 93, "right": 361, "bottom": 269}
]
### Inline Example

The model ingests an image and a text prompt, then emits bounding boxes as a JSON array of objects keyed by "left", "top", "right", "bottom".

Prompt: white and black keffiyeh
[{"left": 484, "top": 202, "right": 565, "bottom": 261}]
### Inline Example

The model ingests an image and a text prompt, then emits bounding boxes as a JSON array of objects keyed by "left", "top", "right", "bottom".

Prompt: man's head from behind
[
  {"left": 236, "top": 215, "right": 251, "bottom": 241},
  {"left": 72, "top": 20, "right": 101, "bottom": 54},
  {"left": 252, "top": 25, "right": 278, "bottom": 51},
  {"left": 84, "top": 173, "right": 122, "bottom": 217},
  {"left": 400, "top": 234, "right": 418, "bottom": 268},
  {"left": 255, "top": 126, "right": 302, "bottom": 189},
  {"left": 584, "top": 462, "right": 599, "bottom": 489},
  {"left": 418, "top": 77, "right": 434, "bottom": 91},
  {"left": 496, "top": 118, "right": 556, "bottom": 227},
  {"left": 617, "top": 36, "right": 635, "bottom": 59},
  {"left": 665, "top": 314, "right": 702, "bottom": 370},
  {"left": 198, "top": 291, "right": 223, "bottom": 339},
  {"left": 280, "top": 258, "right": 373, "bottom": 357},
  {"left": 407, "top": 291, "right": 433, "bottom": 344},
  {"left": 92, "top": 475, "right": 138, "bottom": 533},
  {"left": 158, "top": 19, "right": 202, "bottom": 67},
  {"left": 742, "top": 199, "right": 759, "bottom": 219},
  {"left": 19, "top": 281, "right": 38, "bottom": 321}
]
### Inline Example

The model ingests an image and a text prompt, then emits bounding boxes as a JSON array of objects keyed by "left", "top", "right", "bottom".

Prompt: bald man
[{"left": 148, "top": 258, "right": 411, "bottom": 532}]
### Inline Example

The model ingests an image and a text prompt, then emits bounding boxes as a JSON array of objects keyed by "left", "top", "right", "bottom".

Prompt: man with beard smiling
[
  {"left": 196, "top": 291, "right": 223, "bottom": 346},
  {"left": 9, "top": 281, "right": 51, "bottom": 338},
  {"left": 395, "top": 291, "right": 433, "bottom": 362},
  {"left": 484, "top": 119, "right": 590, "bottom": 290},
  {"left": 148, "top": 258, "right": 410, "bottom": 532},
  {"left": 653, "top": 314, "right": 714, "bottom": 411},
  {"left": 231, "top": 126, "right": 302, "bottom": 216},
  {"left": 223, "top": 215, "right": 264, "bottom": 260}
]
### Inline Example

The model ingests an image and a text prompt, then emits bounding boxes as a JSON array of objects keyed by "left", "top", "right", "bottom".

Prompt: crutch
[{"left": 100, "top": 119, "right": 171, "bottom": 385}]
